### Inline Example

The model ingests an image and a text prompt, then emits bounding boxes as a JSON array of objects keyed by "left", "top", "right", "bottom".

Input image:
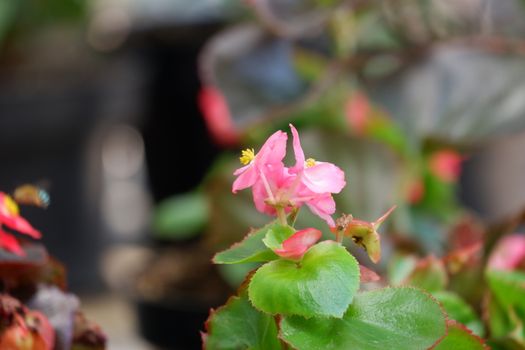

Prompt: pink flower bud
[{"left": 274, "top": 228, "right": 322, "bottom": 260}]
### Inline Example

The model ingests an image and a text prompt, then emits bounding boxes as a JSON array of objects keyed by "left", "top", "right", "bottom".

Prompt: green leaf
[
  {"left": 213, "top": 221, "right": 282, "bottom": 264},
  {"left": 486, "top": 270, "right": 525, "bottom": 344},
  {"left": 486, "top": 270, "right": 525, "bottom": 313},
  {"left": 292, "top": 48, "right": 329, "bottom": 82},
  {"left": 203, "top": 288, "right": 283, "bottom": 350},
  {"left": 152, "top": 191, "right": 209, "bottom": 240},
  {"left": 388, "top": 254, "right": 417, "bottom": 285},
  {"left": 406, "top": 256, "right": 448, "bottom": 292},
  {"left": 433, "top": 291, "right": 484, "bottom": 337},
  {"left": 262, "top": 225, "right": 295, "bottom": 250},
  {"left": 280, "top": 287, "right": 447, "bottom": 350},
  {"left": 432, "top": 321, "right": 488, "bottom": 350},
  {"left": 249, "top": 241, "right": 359, "bottom": 318}
]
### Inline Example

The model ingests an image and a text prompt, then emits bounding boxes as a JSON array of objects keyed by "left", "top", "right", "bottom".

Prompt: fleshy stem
[
  {"left": 276, "top": 206, "right": 287, "bottom": 226},
  {"left": 288, "top": 206, "right": 300, "bottom": 227}
]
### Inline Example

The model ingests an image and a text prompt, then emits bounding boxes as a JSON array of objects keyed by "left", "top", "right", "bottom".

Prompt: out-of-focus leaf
[
  {"left": 152, "top": 191, "right": 209, "bottom": 241},
  {"left": 292, "top": 48, "right": 329, "bottom": 82},
  {"left": 388, "top": 254, "right": 417, "bottom": 285},
  {"left": 405, "top": 255, "right": 448, "bottom": 292},
  {"left": 280, "top": 287, "right": 447, "bottom": 350},
  {"left": 0, "top": 0, "right": 18, "bottom": 45},
  {"left": 486, "top": 270, "right": 525, "bottom": 312},
  {"left": 249, "top": 241, "right": 359, "bottom": 318},
  {"left": 486, "top": 270, "right": 525, "bottom": 345},
  {"left": 370, "top": 47, "right": 525, "bottom": 146},
  {"left": 203, "top": 287, "right": 283, "bottom": 350},
  {"left": 434, "top": 291, "right": 484, "bottom": 336},
  {"left": 250, "top": 0, "right": 336, "bottom": 39}
]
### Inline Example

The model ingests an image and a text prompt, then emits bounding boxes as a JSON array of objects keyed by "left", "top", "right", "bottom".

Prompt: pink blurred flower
[
  {"left": 198, "top": 87, "right": 239, "bottom": 147},
  {"left": 407, "top": 177, "right": 425, "bottom": 204},
  {"left": 345, "top": 91, "right": 371, "bottom": 135},
  {"left": 488, "top": 234, "right": 525, "bottom": 271},
  {"left": 0, "top": 192, "right": 41, "bottom": 255},
  {"left": 274, "top": 228, "right": 322, "bottom": 260},
  {"left": 429, "top": 150, "right": 463, "bottom": 183}
]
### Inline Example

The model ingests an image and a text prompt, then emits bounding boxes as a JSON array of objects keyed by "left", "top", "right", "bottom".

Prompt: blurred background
[{"left": 3, "top": 0, "right": 525, "bottom": 349}]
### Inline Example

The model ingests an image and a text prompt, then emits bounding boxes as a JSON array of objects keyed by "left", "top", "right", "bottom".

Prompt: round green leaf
[
  {"left": 280, "top": 287, "right": 447, "bottom": 350},
  {"left": 204, "top": 289, "right": 283, "bottom": 350},
  {"left": 248, "top": 241, "right": 359, "bottom": 318}
]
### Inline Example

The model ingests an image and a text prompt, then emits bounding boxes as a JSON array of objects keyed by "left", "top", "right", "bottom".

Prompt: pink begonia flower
[
  {"left": 487, "top": 234, "right": 525, "bottom": 271},
  {"left": 290, "top": 124, "right": 345, "bottom": 194},
  {"left": 232, "top": 125, "right": 346, "bottom": 226},
  {"left": 250, "top": 163, "right": 294, "bottom": 215},
  {"left": 274, "top": 228, "right": 322, "bottom": 260},
  {"left": 0, "top": 192, "right": 41, "bottom": 255},
  {"left": 429, "top": 150, "right": 463, "bottom": 183},
  {"left": 232, "top": 130, "right": 288, "bottom": 194}
]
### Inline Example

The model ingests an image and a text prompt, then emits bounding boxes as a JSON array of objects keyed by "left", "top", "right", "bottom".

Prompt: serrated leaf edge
[
  {"left": 212, "top": 221, "right": 278, "bottom": 264},
  {"left": 248, "top": 241, "right": 360, "bottom": 319}
]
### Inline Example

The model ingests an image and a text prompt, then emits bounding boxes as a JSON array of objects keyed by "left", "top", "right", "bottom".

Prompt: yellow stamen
[
  {"left": 306, "top": 158, "right": 316, "bottom": 168},
  {"left": 239, "top": 148, "right": 256, "bottom": 165},
  {"left": 4, "top": 195, "right": 19, "bottom": 216}
]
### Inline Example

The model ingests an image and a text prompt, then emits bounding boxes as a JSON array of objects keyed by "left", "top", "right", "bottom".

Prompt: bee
[{"left": 12, "top": 184, "right": 50, "bottom": 209}]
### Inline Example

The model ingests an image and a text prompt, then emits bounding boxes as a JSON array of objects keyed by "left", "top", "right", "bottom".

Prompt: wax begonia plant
[{"left": 202, "top": 126, "right": 488, "bottom": 350}]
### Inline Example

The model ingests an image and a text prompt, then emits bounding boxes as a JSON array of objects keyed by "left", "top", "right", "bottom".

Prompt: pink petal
[
  {"left": 0, "top": 230, "right": 24, "bottom": 255},
  {"left": 305, "top": 194, "right": 336, "bottom": 227},
  {"left": 274, "top": 228, "right": 322, "bottom": 260},
  {"left": 257, "top": 130, "right": 288, "bottom": 166},
  {"left": 302, "top": 162, "right": 346, "bottom": 194},
  {"left": 1, "top": 214, "right": 41, "bottom": 239},
  {"left": 488, "top": 234, "right": 525, "bottom": 271},
  {"left": 290, "top": 124, "right": 305, "bottom": 172},
  {"left": 233, "top": 163, "right": 251, "bottom": 176},
  {"left": 232, "top": 166, "right": 258, "bottom": 193},
  {"left": 252, "top": 180, "right": 276, "bottom": 215}
]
